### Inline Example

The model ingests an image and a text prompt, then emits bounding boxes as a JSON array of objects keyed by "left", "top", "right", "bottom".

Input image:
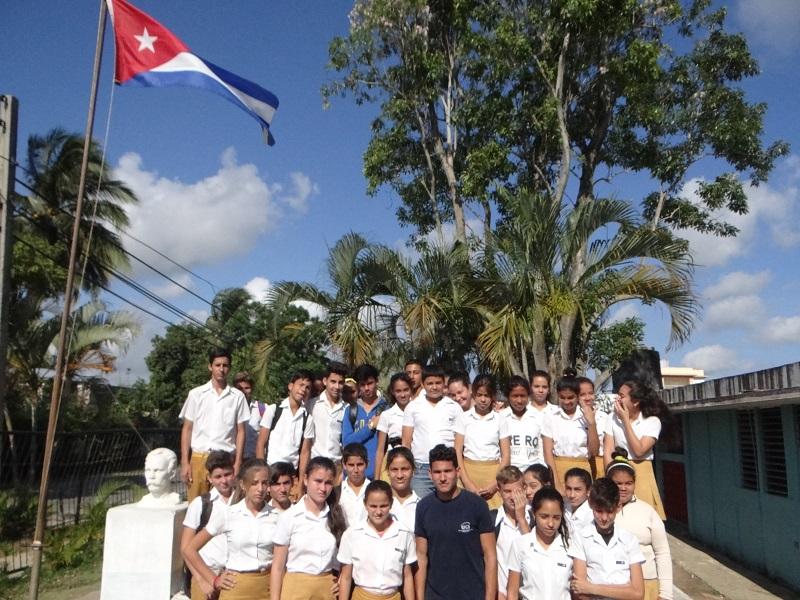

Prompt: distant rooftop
[{"left": 659, "top": 361, "right": 800, "bottom": 412}]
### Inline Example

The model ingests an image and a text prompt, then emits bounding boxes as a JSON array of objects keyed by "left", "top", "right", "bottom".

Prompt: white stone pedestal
[{"left": 100, "top": 502, "right": 188, "bottom": 600}]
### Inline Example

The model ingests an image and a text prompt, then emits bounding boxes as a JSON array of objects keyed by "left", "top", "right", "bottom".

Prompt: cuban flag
[{"left": 106, "top": 0, "right": 279, "bottom": 145}]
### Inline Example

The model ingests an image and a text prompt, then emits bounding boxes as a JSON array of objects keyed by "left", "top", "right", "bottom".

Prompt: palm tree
[
  {"left": 17, "top": 128, "right": 137, "bottom": 292},
  {"left": 264, "top": 232, "right": 393, "bottom": 367},
  {"left": 477, "top": 189, "right": 697, "bottom": 379}
]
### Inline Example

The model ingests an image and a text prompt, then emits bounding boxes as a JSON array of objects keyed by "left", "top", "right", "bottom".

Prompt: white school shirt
[
  {"left": 337, "top": 519, "right": 417, "bottom": 595},
  {"left": 340, "top": 479, "right": 370, "bottom": 527},
  {"left": 494, "top": 506, "right": 525, "bottom": 594},
  {"left": 541, "top": 407, "right": 592, "bottom": 458},
  {"left": 502, "top": 406, "right": 544, "bottom": 468},
  {"left": 454, "top": 408, "right": 510, "bottom": 461},
  {"left": 273, "top": 497, "right": 339, "bottom": 574},
  {"left": 402, "top": 397, "right": 462, "bottom": 464},
  {"left": 260, "top": 398, "right": 315, "bottom": 468},
  {"left": 390, "top": 492, "right": 420, "bottom": 530},
  {"left": 508, "top": 531, "right": 572, "bottom": 600},
  {"left": 182, "top": 488, "right": 231, "bottom": 572},
  {"left": 568, "top": 523, "right": 646, "bottom": 593},
  {"left": 204, "top": 499, "right": 278, "bottom": 572},
  {"left": 564, "top": 500, "right": 593, "bottom": 536},
  {"left": 310, "top": 391, "right": 346, "bottom": 461},
  {"left": 377, "top": 404, "right": 405, "bottom": 441},
  {"left": 605, "top": 413, "right": 662, "bottom": 460},
  {"left": 179, "top": 381, "right": 249, "bottom": 452}
]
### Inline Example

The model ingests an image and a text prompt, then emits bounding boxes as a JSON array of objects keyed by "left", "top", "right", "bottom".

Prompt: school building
[{"left": 654, "top": 361, "right": 800, "bottom": 592}]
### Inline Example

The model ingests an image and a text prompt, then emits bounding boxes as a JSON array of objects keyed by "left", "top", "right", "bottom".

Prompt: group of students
[{"left": 177, "top": 348, "right": 673, "bottom": 599}]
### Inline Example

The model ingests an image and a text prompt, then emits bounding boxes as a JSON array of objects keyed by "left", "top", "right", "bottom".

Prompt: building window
[
  {"left": 736, "top": 410, "right": 759, "bottom": 491},
  {"left": 759, "top": 407, "right": 788, "bottom": 497}
]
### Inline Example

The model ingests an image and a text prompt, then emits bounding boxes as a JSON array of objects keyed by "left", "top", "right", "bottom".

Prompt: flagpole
[{"left": 28, "top": 1, "right": 108, "bottom": 597}]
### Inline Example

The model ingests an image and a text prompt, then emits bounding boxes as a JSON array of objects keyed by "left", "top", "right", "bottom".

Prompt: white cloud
[
  {"left": 735, "top": 0, "right": 800, "bottom": 55},
  {"left": 245, "top": 276, "right": 272, "bottom": 303},
  {"left": 291, "top": 300, "right": 328, "bottom": 321},
  {"left": 682, "top": 345, "right": 750, "bottom": 376},
  {"left": 278, "top": 172, "right": 319, "bottom": 214},
  {"left": 605, "top": 303, "right": 640, "bottom": 326},
  {"left": 678, "top": 159, "right": 800, "bottom": 266},
  {"left": 116, "top": 149, "right": 318, "bottom": 278},
  {"left": 152, "top": 273, "right": 195, "bottom": 300},
  {"left": 704, "top": 295, "right": 765, "bottom": 330},
  {"left": 760, "top": 316, "right": 800, "bottom": 344},
  {"left": 704, "top": 270, "right": 771, "bottom": 301}
]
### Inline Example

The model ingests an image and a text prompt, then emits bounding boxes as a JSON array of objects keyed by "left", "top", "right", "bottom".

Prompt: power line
[{"left": 0, "top": 153, "right": 218, "bottom": 302}]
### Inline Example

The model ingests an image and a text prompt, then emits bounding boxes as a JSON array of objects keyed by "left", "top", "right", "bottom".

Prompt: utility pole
[{"left": 0, "top": 95, "right": 19, "bottom": 483}]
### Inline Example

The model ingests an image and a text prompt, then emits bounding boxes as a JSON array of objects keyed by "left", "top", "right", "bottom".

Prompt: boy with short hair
[
  {"left": 234, "top": 371, "right": 263, "bottom": 459},
  {"left": 569, "top": 477, "right": 645, "bottom": 599},
  {"left": 402, "top": 365, "right": 463, "bottom": 496},
  {"left": 268, "top": 461, "right": 294, "bottom": 512},
  {"left": 415, "top": 444, "right": 497, "bottom": 600},
  {"left": 404, "top": 358, "right": 426, "bottom": 401},
  {"left": 342, "top": 363, "right": 387, "bottom": 468},
  {"left": 308, "top": 362, "right": 349, "bottom": 470},
  {"left": 180, "top": 451, "right": 236, "bottom": 600},
  {"left": 492, "top": 466, "right": 531, "bottom": 600},
  {"left": 339, "top": 442, "right": 371, "bottom": 526},
  {"left": 255, "top": 370, "right": 315, "bottom": 495},
  {"left": 179, "top": 348, "right": 249, "bottom": 501}
]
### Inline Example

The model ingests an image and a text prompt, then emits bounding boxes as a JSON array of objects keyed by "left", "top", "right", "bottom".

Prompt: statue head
[{"left": 143, "top": 447, "right": 177, "bottom": 498}]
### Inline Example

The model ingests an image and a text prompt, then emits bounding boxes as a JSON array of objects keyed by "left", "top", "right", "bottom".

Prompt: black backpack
[{"left": 183, "top": 492, "right": 214, "bottom": 593}]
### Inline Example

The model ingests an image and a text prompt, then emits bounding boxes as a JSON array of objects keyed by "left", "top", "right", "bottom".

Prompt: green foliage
[
  {"left": 0, "top": 487, "right": 37, "bottom": 540},
  {"left": 585, "top": 317, "right": 646, "bottom": 376}
]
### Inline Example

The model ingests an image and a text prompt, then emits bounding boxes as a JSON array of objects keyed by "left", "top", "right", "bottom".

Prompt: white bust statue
[{"left": 138, "top": 448, "right": 181, "bottom": 507}]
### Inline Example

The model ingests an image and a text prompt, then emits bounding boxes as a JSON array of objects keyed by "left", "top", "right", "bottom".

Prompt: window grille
[
  {"left": 759, "top": 407, "right": 788, "bottom": 497},
  {"left": 736, "top": 410, "right": 759, "bottom": 491}
]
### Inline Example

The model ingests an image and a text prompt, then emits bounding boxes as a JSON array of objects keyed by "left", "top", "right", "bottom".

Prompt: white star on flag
[{"left": 134, "top": 27, "right": 158, "bottom": 53}]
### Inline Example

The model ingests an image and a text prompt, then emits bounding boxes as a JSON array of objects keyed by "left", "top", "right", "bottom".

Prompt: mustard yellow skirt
[
  {"left": 632, "top": 460, "right": 666, "bottom": 520},
  {"left": 281, "top": 572, "right": 335, "bottom": 600},
  {"left": 352, "top": 588, "right": 401, "bottom": 600},
  {"left": 553, "top": 456, "right": 593, "bottom": 493},
  {"left": 644, "top": 578, "right": 659, "bottom": 600},
  {"left": 463, "top": 458, "right": 502, "bottom": 509},
  {"left": 378, "top": 451, "right": 390, "bottom": 483},
  {"left": 219, "top": 571, "right": 269, "bottom": 600}
]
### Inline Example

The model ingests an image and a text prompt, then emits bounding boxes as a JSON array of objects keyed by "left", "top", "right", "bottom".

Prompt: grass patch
[{"left": 0, "top": 551, "right": 102, "bottom": 600}]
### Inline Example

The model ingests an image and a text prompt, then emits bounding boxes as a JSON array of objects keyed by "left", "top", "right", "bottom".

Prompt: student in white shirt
[
  {"left": 337, "top": 480, "right": 417, "bottom": 600},
  {"left": 179, "top": 348, "right": 250, "bottom": 502},
  {"left": 577, "top": 376, "right": 609, "bottom": 479},
  {"left": 256, "top": 371, "right": 315, "bottom": 497},
  {"left": 563, "top": 467, "right": 594, "bottom": 535},
  {"left": 492, "top": 466, "right": 531, "bottom": 600},
  {"left": 181, "top": 451, "right": 236, "bottom": 600},
  {"left": 267, "top": 461, "right": 295, "bottom": 513},
  {"left": 234, "top": 372, "right": 264, "bottom": 460},
  {"left": 523, "top": 464, "right": 554, "bottom": 503},
  {"left": 568, "top": 478, "right": 645, "bottom": 600},
  {"left": 404, "top": 359, "right": 426, "bottom": 401},
  {"left": 503, "top": 376, "right": 545, "bottom": 470},
  {"left": 401, "top": 364, "right": 462, "bottom": 497},
  {"left": 454, "top": 375, "right": 510, "bottom": 509},
  {"left": 308, "top": 362, "right": 349, "bottom": 478},
  {"left": 375, "top": 373, "right": 414, "bottom": 481},
  {"left": 542, "top": 374, "right": 600, "bottom": 494},
  {"left": 340, "top": 443, "right": 370, "bottom": 527},
  {"left": 608, "top": 451, "right": 673, "bottom": 600},
  {"left": 507, "top": 487, "right": 572, "bottom": 600},
  {"left": 530, "top": 370, "right": 560, "bottom": 417},
  {"left": 386, "top": 447, "right": 420, "bottom": 530},
  {"left": 448, "top": 372, "right": 473, "bottom": 411},
  {"left": 271, "top": 457, "right": 347, "bottom": 600},
  {"left": 604, "top": 380, "right": 669, "bottom": 519},
  {"left": 182, "top": 459, "right": 277, "bottom": 600}
]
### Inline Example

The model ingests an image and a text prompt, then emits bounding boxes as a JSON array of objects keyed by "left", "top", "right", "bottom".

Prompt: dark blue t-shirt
[{"left": 415, "top": 489, "right": 494, "bottom": 600}]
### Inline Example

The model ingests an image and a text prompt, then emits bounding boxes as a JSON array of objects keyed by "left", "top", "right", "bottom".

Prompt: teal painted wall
[{"left": 682, "top": 406, "right": 800, "bottom": 591}]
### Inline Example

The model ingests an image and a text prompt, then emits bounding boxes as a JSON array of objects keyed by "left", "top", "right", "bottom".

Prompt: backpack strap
[
  {"left": 270, "top": 404, "right": 284, "bottom": 431},
  {"left": 257, "top": 401, "right": 266, "bottom": 417},
  {"left": 197, "top": 492, "right": 213, "bottom": 531}
]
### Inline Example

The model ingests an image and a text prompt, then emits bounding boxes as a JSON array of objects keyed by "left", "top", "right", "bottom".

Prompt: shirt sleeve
[
  {"left": 182, "top": 496, "right": 203, "bottom": 528},
  {"left": 650, "top": 512, "right": 673, "bottom": 600},
  {"left": 507, "top": 536, "right": 524, "bottom": 573},
  {"left": 179, "top": 390, "right": 197, "bottom": 421},
  {"left": 303, "top": 413, "right": 315, "bottom": 439},
  {"left": 626, "top": 532, "right": 646, "bottom": 564},
  {"left": 567, "top": 532, "right": 586, "bottom": 561},
  {"left": 336, "top": 528, "right": 354, "bottom": 565},
  {"left": 640, "top": 416, "right": 662, "bottom": 440},
  {"left": 453, "top": 411, "right": 467, "bottom": 436},
  {"left": 203, "top": 503, "right": 227, "bottom": 537},
  {"left": 235, "top": 393, "right": 250, "bottom": 424},
  {"left": 476, "top": 496, "right": 495, "bottom": 534},
  {"left": 404, "top": 530, "right": 418, "bottom": 564},
  {"left": 259, "top": 404, "right": 277, "bottom": 429},
  {"left": 377, "top": 411, "right": 391, "bottom": 434},
  {"left": 541, "top": 413, "right": 554, "bottom": 439},
  {"left": 402, "top": 403, "right": 417, "bottom": 428},
  {"left": 498, "top": 413, "right": 510, "bottom": 439},
  {"left": 272, "top": 509, "right": 294, "bottom": 546},
  {"left": 605, "top": 414, "right": 616, "bottom": 436},
  {"left": 414, "top": 501, "right": 427, "bottom": 538}
]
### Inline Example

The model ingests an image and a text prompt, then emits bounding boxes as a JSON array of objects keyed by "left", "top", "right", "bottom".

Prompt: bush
[{"left": 0, "top": 487, "right": 37, "bottom": 540}]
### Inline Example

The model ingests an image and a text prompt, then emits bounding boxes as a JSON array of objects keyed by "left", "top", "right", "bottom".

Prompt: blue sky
[{"left": 3, "top": 0, "right": 799, "bottom": 384}]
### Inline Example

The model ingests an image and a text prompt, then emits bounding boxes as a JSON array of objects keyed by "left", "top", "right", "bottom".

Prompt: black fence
[{"left": 0, "top": 428, "right": 183, "bottom": 574}]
